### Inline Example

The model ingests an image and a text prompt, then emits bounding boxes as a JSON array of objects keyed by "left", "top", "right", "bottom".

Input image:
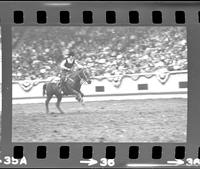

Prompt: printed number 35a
[
  {"left": 100, "top": 158, "right": 115, "bottom": 167},
  {"left": 3, "top": 156, "right": 27, "bottom": 165}
]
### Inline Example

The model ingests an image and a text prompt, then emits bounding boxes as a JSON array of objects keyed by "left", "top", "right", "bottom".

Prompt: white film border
[{"left": 0, "top": 1, "right": 200, "bottom": 168}]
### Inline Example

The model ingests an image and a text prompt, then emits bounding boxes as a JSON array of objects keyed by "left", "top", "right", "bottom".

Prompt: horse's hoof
[{"left": 76, "top": 97, "right": 81, "bottom": 102}]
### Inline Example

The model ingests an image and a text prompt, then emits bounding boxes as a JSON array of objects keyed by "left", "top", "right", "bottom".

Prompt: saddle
[{"left": 57, "top": 74, "right": 71, "bottom": 94}]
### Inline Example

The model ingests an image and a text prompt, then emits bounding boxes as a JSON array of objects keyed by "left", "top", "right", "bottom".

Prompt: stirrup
[{"left": 60, "top": 88, "right": 64, "bottom": 94}]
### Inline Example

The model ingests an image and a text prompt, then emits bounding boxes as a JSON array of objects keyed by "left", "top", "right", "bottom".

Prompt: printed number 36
[
  {"left": 186, "top": 158, "right": 200, "bottom": 166},
  {"left": 100, "top": 158, "right": 115, "bottom": 167}
]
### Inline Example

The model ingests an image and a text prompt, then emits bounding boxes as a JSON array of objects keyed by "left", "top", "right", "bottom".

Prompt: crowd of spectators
[{"left": 12, "top": 27, "right": 187, "bottom": 81}]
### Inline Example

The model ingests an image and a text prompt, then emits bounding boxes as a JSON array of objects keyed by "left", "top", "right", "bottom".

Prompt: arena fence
[{"left": 12, "top": 70, "right": 187, "bottom": 104}]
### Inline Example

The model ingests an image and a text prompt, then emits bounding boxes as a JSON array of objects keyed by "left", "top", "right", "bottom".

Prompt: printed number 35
[{"left": 4, "top": 156, "right": 18, "bottom": 165}]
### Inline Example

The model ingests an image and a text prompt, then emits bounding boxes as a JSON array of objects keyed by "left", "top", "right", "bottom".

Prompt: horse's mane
[{"left": 70, "top": 68, "right": 84, "bottom": 78}]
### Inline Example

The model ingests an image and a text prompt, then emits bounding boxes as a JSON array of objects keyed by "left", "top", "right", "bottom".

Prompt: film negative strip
[{"left": 0, "top": 1, "right": 200, "bottom": 168}]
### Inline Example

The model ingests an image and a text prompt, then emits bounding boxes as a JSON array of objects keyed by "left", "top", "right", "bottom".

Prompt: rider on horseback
[{"left": 59, "top": 49, "right": 83, "bottom": 94}]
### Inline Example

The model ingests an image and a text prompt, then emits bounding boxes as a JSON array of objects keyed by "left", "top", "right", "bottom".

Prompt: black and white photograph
[{"left": 12, "top": 26, "right": 187, "bottom": 142}]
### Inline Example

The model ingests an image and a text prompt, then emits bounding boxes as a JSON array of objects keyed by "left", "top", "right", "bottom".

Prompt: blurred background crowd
[{"left": 12, "top": 27, "right": 187, "bottom": 81}]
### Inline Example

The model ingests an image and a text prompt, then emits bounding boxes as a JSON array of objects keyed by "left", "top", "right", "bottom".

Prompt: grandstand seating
[{"left": 12, "top": 27, "right": 187, "bottom": 81}]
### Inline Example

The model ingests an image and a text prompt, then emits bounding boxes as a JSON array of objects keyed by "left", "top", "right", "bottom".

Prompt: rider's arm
[{"left": 60, "top": 60, "right": 70, "bottom": 70}]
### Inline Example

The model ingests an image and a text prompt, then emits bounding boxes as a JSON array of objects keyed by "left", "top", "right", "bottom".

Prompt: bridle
[{"left": 66, "top": 69, "right": 89, "bottom": 84}]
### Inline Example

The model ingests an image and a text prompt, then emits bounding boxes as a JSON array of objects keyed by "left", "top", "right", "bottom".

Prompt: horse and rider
[
  {"left": 43, "top": 49, "right": 92, "bottom": 114},
  {"left": 59, "top": 50, "right": 84, "bottom": 94}
]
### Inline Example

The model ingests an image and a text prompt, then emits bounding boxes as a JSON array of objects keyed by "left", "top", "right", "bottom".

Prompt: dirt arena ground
[{"left": 12, "top": 98, "right": 187, "bottom": 142}]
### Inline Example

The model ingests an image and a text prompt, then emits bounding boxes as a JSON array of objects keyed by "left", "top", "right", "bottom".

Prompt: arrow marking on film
[
  {"left": 127, "top": 160, "right": 185, "bottom": 168},
  {"left": 167, "top": 159, "right": 184, "bottom": 166},
  {"left": 126, "top": 163, "right": 182, "bottom": 167},
  {"left": 80, "top": 159, "right": 98, "bottom": 166}
]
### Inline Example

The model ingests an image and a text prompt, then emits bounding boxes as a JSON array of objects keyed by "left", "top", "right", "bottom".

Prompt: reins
[{"left": 66, "top": 69, "right": 88, "bottom": 84}]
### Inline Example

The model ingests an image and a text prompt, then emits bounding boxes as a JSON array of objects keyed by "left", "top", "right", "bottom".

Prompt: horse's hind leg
[
  {"left": 56, "top": 95, "right": 64, "bottom": 114},
  {"left": 45, "top": 94, "right": 53, "bottom": 114}
]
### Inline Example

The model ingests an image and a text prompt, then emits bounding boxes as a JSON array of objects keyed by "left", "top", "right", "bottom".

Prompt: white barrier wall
[{"left": 12, "top": 70, "right": 187, "bottom": 104}]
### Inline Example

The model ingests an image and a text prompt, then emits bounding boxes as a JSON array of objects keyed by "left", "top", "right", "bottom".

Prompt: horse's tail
[{"left": 43, "top": 84, "right": 47, "bottom": 96}]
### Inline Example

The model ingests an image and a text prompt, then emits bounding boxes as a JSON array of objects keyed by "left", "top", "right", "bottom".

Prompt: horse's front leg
[
  {"left": 78, "top": 90, "right": 85, "bottom": 105},
  {"left": 78, "top": 90, "right": 84, "bottom": 97},
  {"left": 68, "top": 86, "right": 82, "bottom": 102}
]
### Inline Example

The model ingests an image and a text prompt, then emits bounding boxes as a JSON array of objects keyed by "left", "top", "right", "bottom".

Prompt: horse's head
[{"left": 78, "top": 68, "right": 92, "bottom": 84}]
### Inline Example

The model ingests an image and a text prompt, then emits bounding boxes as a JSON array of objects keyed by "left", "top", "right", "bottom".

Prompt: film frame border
[{"left": 0, "top": 1, "right": 200, "bottom": 168}]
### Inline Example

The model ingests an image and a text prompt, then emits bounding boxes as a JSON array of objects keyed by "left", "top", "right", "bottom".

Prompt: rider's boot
[
  {"left": 61, "top": 89, "right": 64, "bottom": 95},
  {"left": 58, "top": 80, "right": 64, "bottom": 95}
]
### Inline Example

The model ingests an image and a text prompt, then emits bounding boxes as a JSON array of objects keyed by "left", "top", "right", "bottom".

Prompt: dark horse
[{"left": 43, "top": 68, "right": 91, "bottom": 114}]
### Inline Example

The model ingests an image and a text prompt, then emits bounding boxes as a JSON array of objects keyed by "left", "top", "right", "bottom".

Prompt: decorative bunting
[
  {"left": 13, "top": 71, "right": 186, "bottom": 92},
  {"left": 17, "top": 80, "right": 40, "bottom": 92}
]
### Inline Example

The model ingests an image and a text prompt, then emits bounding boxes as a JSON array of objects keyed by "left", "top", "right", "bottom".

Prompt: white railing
[{"left": 12, "top": 70, "right": 188, "bottom": 104}]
